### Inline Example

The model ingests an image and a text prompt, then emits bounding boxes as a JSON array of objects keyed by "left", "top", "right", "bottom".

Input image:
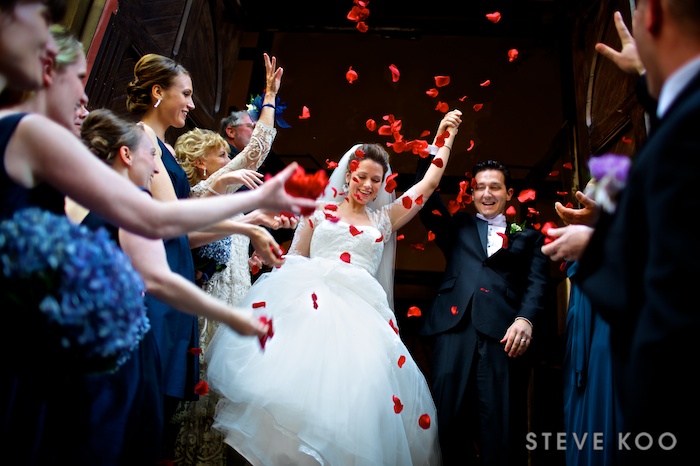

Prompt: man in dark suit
[
  {"left": 542, "top": 1, "right": 700, "bottom": 463},
  {"left": 416, "top": 159, "right": 549, "bottom": 466}
]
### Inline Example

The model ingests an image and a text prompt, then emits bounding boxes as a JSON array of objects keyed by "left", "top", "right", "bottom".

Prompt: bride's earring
[
  {"left": 203, "top": 167, "right": 207, "bottom": 178},
  {"left": 342, "top": 182, "right": 349, "bottom": 192},
  {"left": 154, "top": 98, "right": 162, "bottom": 108}
]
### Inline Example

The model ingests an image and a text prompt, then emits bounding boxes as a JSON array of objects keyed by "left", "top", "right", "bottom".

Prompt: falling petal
[
  {"left": 426, "top": 88, "right": 439, "bottom": 98},
  {"left": 480, "top": 79, "right": 491, "bottom": 87},
  {"left": 349, "top": 225, "right": 363, "bottom": 236},
  {"left": 505, "top": 205, "right": 517, "bottom": 216},
  {"left": 251, "top": 263, "right": 260, "bottom": 275},
  {"left": 431, "top": 209, "right": 442, "bottom": 216},
  {"left": 398, "top": 355, "right": 406, "bottom": 368},
  {"left": 410, "top": 243, "right": 425, "bottom": 251},
  {"left": 384, "top": 173, "right": 399, "bottom": 193},
  {"left": 450, "top": 305, "right": 458, "bottom": 315},
  {"left": 419, "top": 414, "right": 431, "bottom": 429},
  {"left": 325, "top": 204, "right": 338, "bottom": 211},
  {"left": 541, "top": 221, "right": 557, "bottom": 244},
  {"left": 378, "top": 125, "right": 393, "bottom": 136},
  {"left": 467, "top": 140, "right": 475, "bottom": 151},
  {"left": 389, "top": 64, "right": 401, "bottom": 82},
  {"left": 497, "top": 232, "right": 509, "bottom": 249},
  {"left": 473, "top": 103, "right": 483, "bottom": 112},
  {"left": 459, "top": 95, "right": 469, "bottom": 101},
  {"left": 407, "top": 306, "right": 422, "bottom": 318},
  {"left": 366, "top": 119, "right": 377, "bottom": 131},
  {"left": 194, "top": 380, "right": 209, "bottom": 396},
  {"left": 622, "top": 136, "right": 632, "bottom": 144},
  {"left": 340, "top": 252, "right": 351, "bottom": 263},
  {"left": 252, "top": 302, "right": 266, "bottom": 308},
  {"left": 415, "top": 194, "right": 424, "bottom": 205},
  {"left": 393, "top": 395, "right": 404, "bottom": 413},
  {"left": 326, "top": 159, "right": 339, "bottom": 169},
  {"left": 556, "top": 191, "right": 569, "bottom": 196},
  {"left": 355, "top": 148, "right": 365, "bottom": 158},
  {"left": 431, "top": 158, "right": 444, "bottom": 168},
  {"left": 508, "top": 49, "right": 519, "bottom": 62},
  {"left": 375, "top": 234, "right": 383, "bottom": 242},
  {"left": 435, "top": 101, "right": 449, "bottom": 113},
  {"left": 188, "top": 347, "right": 203, "bottom": 355},
  {"left": 356, "top": 21, "right": 368, "bottom": 33},
  {"left": 434, "top": 76, "right": 451, "bottom": 87},
  {"left": 549, "top": 170, "right": 559, "bottom": 177},
  {"left": 346, "top": 66, "right": 359, "bottom": 84},
  {"left": 480, "top": 287, "right": 490, "bottom": 293},
  {"left": 349, "top": 160, "right": 360, "bottom": 172},
  {"left": 308, "top": 219, "right": 314, "bottom": 228},
  {"left": 389, "top": 319, "right": 399, "bottom": 334},
  {"left": 427, "top": 231, "right": 435, "bottom": 241},
  {"left": 402, "top": 197, "right": 413, "bottom": 209},
  {"left": 486, "top": 11, "right": 501, "bottom": 23},
  {"left": 420, "top": 130, "right": 431, "bottom": 138},
  {"left": 299, "top": 106, "right": 311, "bottom": 119},
  {"left": 397, "top": 234, "right": 405, "bottom": 241},
  {"left": 325, "top": 213, "right": 340, "bottom": 222},
  {"left": 517, "top": 188, "right": 536, "bottom": 203},
  {"left": 562, "top": 162, "right": 573, "bottom": 169},
  {"left": 347, "top": 5, "right": 370, "bottom": 22}
]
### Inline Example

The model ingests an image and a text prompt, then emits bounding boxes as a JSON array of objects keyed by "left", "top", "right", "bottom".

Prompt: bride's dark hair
[{"left": 348, "top": 143, "right": 390, "bottom": 180}]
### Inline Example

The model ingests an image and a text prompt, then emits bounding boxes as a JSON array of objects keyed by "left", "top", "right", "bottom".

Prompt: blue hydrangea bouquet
[{"left": 0, "top": 208, "right": 150, "bottom": 374}]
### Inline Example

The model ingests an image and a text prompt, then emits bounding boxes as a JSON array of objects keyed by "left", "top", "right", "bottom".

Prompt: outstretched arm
[
  {"left": 388, "top": 109, "right": 462, "bottom": 231},
  {"left": 119, "top": 229, "right": 269, "bottom": 337}
]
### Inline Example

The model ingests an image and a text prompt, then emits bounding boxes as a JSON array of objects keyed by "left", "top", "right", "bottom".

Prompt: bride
[{"left": 206, "top": 109, "right": 462, "bottom": 465}]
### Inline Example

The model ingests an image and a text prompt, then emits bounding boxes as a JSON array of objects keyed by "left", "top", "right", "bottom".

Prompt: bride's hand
[{"left": 437, "top": 109, "right": 463, "bottom": 134}]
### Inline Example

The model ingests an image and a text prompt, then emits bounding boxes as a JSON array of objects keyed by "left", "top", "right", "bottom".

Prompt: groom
[{"left": 416, "top": 158, "right": 549, "bottom": 466}]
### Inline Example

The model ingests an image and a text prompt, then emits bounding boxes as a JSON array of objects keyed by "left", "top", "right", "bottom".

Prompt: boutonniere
[{"left": 509, "top": 221, "right": 526, "bottom": 235}]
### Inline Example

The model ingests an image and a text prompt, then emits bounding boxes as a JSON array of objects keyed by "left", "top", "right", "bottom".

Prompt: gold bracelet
[{"left": 207, "top": 186, "right": 223, "bottom": 196}]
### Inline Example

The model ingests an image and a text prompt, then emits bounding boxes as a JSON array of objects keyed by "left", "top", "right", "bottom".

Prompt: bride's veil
[{"left": 318, "top": 144, "right": 398, "bottom": 311}]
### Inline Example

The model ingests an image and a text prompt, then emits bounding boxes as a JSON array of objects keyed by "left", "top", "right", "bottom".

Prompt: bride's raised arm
[{"left": 387, "top": 109, "right": 462, "bottom": 231}]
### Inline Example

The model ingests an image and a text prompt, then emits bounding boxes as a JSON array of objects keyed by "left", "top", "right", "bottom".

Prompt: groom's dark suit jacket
[
  {"left": 576, "top": 69, "right": 700, "bottom": 464},
  {"left": 416, "top": 165, "right": 549, "bottom": 340}
]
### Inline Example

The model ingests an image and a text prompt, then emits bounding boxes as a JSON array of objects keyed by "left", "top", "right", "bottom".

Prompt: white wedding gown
[{"left": 206, "top": 205, "right": 442, "bottom": 466}]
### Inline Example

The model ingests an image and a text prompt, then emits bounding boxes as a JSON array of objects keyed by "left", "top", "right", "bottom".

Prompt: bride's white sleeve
[
  {"left": 190, "top": 122, "right": 277, "bottom": 197},
  {"left": 287, "top": 209, "right": 324, "bottom": 257}
]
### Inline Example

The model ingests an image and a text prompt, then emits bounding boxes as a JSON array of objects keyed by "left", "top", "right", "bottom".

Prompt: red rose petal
[
  {"left": 426, "top": 88, "right": 439, "bottom": 98},
  {"left": 397, "top": 234, "right": 405, "bottom": 241},
  {"left": 480, "top": 79, "right": 491, "bottom": 87},
  {"left": 366, "top": 119, "right": 377, "bottom": 131},
  {"left": 299, "top": 106, "right": 311, "bottom": 119},
  {"left": 326, "top": 159, "right": 338, "bottom": 169},
  {"left": 459, "top": 95, "right": 469, "bottom": 101},
  {"left": 324, "top": 203, "right": 338, "bottom": 211},
  {"left": 393, "top": 395, "right": 404, "bottom": 414},
  {"left": 349, "top": 159, "right": 360, "bottom": 172},
  {"left": 250, "top": 263, "right": 260, "bottom": 275},
  {"left": 188, "top": 347, "right": 203, "bottom": 355},
  {"left": 486, "top": 12, "right": 501, "bottom": 23},
  {"left": 517, "top": 188, "right": 536, "bottom": 203},
  {"left": 356, "top": 21, "right": 368, "bottom": 33},
  {"left": 340, "top": 252, "right": 351, "bottom": 263},
  {"left": 505, "top": 205, "right": 517, "bottom": 216},
  {"left": 346, "top": 67, "right": 358, "bottom": 84},
  {"left": 398, "top": 355, "right": 406, "bottom": 368},
  {"left": 562, "top": 162, "right": 573, "bottom": 169},
  {"left": 427, "top": 231, "right": 435, "bottom": 242},
  {"left": 410, "top": 243, "right": 425, "bottom": 251},
  {"left": 450, "top": 305, "right": 458, "bottom": 315},
  {"left": 434, "top": 76, "right": 450, "bottom": 87},
  {"left": 415, "top": 194, "right": 424, "bottom": 205},
  {"left": 284, "top": 165, "right": 329, "bottom": 199},
  {"left": 384, "top": 173, "right": 398, "bottom": 193},
  {"left": 473, "top": 103, "right": 483, "bottom": 112},
  {"left": 435, "top": 101, "right": 449, "bottom": 113},
  {"left": 402, "top": 196, "right": 413, "bottom": 209},
  {"left": 418, "top": 414, "right": 431, "bottom": 429},
  {"left": 508, "top": 49, "right": 519, "bottom": 62},
  {"left": 497, "top": 232, "right": 508, "bottom": 249},
  {"left": 431, "top": 158, "right": 444, "bottom": 168},
  {"left": 349, "top": 225, "right": 363, "bottom": 236},
  {"left": 389, "top": 319, "right": 399, "bottom": 334},
  {"left": 431, "top": 209, "right": 442, "bottom": 216},
  {"left": 375, "top": 234, "right": 383, "bottom": 243},
  {"left": 389, "top": 64, "right": 400, "bottom": 82},
  {"left": 407, "top": 306, "right": 422, "bottom": 317},
  {"left": 355, "top": 148, "right": 365, "bottom": 158},
  {"left": 194, "top": 380, "right": 209, "bottom": 396},
  {"left": 252, "top": 301, "right": 266, "bottom": 309},
  {"left": 480, "top": 287, "right": 490, "bottom": 293},
  {"left": 467, "top": 140, "right": 475, "bottom": 151}
]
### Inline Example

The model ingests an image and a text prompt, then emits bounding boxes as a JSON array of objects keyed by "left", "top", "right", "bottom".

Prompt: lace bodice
[{"left": 189, "top": 121, "right": 277, "bottom": 197}]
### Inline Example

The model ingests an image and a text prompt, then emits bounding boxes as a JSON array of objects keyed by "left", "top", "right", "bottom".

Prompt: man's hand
[
  {"left": 555, "top": 190, "right": 599, "bottom": 226},
  {"left": 540, "top": 224, "right": 594, "bottom": 262},
  {"left": 594, "top": 11, "right": 644, "bottom": 75}
]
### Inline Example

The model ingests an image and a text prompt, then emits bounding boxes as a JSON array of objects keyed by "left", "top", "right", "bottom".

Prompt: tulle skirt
[{"left": 206, "top": 255, "right": 441, "bottom": 465}]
